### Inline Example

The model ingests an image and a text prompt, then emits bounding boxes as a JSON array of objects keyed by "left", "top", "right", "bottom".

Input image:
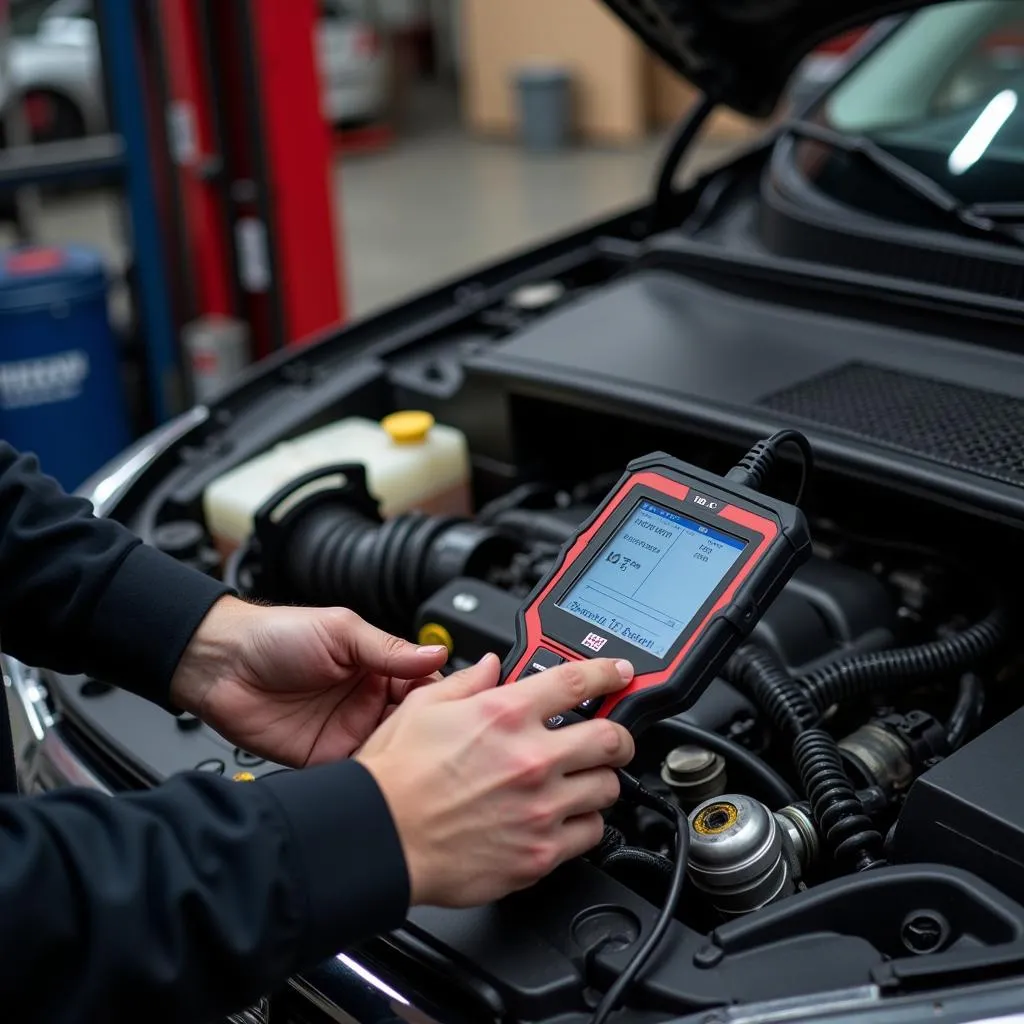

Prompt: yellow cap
[
  {"left": 417, "top": 622, "right": 454, "bottom": 654},
  {"left": 382, "top": 410, "right": 434, "bottom": 445},
  {"left": 233, "top": 771, "right": 256, "bottom": 783}
]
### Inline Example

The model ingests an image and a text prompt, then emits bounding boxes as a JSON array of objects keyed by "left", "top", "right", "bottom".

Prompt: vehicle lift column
[{"left": 157, "top": 0, "right": 345, "bottom": 367}]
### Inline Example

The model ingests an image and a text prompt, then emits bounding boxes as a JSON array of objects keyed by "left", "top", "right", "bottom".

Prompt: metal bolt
[
  {"left": 452, "top": 592, "right": 479, "bottom": 613},
  {"left": 664, "top": 745, "right": 717, "bottom": 784}
]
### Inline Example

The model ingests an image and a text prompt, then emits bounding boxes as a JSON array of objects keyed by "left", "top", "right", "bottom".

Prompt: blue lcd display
[{"left": 556, "top": 500, "right": 746, "bottom": 658}]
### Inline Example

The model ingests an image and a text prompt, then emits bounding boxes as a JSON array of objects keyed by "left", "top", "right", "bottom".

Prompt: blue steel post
[{"left": 95, "top": 0, "right": 180, "bottom": 423}]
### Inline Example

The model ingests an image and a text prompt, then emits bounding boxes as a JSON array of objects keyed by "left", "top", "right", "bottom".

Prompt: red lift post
[{"left": 158, "top": 0, "right": 345, "bottom": 363}]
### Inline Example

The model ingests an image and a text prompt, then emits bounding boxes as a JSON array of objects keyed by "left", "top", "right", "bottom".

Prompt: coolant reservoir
[{"left": 202, "top": 412, "right": 471, "bottom": 553}]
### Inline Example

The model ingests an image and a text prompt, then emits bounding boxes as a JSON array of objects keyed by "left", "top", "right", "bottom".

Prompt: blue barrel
[{"left": 0, "top": 245, "right": 131, "bottom": 491}]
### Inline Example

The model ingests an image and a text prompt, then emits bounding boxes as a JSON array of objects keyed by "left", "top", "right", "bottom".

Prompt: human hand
[
  {"left": 355, "top": 653, "right": 636, "bottom": 907},
  {"left": 169, "top": 597, "right": 449, "bottom": 767}
]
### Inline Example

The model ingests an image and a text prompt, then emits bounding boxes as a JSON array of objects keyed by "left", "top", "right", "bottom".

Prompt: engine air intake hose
[
  {"left": 249, "top": 464, "right": 515, "bottom": 627},
  {"left": 798, "top": 608, "right": 1007, "bottom": 713}
]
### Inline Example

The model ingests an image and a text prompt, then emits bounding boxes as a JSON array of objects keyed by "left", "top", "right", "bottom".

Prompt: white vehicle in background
[{"left": 1, "top": 0, "right": 390, "bottom": 145}]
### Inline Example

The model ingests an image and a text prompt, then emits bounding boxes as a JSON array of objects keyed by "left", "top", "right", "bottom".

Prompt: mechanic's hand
[
  {"left": 169, "top": 597, "right": 449, "bottom": 767},
  {"left": 355, "top": 653, "right": 636, "bottom": 907}
]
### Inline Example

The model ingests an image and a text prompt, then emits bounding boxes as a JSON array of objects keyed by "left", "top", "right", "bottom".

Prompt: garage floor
[{"left": 6, "top": 94, "right": 746, "bottom": 320}]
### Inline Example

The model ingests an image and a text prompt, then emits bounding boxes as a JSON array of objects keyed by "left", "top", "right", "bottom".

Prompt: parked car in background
[{"left": 1, "top": 0, "right": 390, "bottom": 146}]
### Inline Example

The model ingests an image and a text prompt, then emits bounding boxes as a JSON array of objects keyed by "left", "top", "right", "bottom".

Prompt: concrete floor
[{"left": 3, "top": 93, "right": 744, "bottom": 320}]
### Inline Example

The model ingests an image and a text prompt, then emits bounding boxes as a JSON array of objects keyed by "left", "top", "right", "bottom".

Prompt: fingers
[
  {"left": 424, "top": 652, "right": 502, "bottom": 702},
  {"left": 548, "top": 718, "right": 635, "bottom": 773},
  {"left": 552, "top": 767, "right": 622, "bottom": 820},
  {"left": 558, "top": 812, "right": 607, "bottom": 863},
  {"left": 389, "top": 671, "right": 444, "bottom": 704},
  {"left": 514, "top": 658, "right": 634, "bottom": 720},
  {"left": 334, "top": 608, "right": 449, "bottom": 677}
]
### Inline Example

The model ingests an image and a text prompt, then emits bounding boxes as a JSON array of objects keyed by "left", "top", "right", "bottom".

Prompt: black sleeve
[
  {"left": 0, "top": 442, "right": 230, "bottom": 705},
  {"left": 0, "top": 759, "right": 411, "bottom": 1023}
]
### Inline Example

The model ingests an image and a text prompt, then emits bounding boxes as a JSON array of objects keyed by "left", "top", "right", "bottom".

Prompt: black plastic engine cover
[
  {"left": 390, "top": 859, "right": 1024, "bottom": 1021},
  {"left": 891, "top": 705, "right": 1024, "bottom": 903}
]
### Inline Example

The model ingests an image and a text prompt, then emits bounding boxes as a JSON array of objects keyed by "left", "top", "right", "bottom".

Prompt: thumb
[
  {"left": 331, "top": 609, "right": 449, "bottom": 678},
  {"left": 423, "top": 652, "right": 502, "bottom": 702}
]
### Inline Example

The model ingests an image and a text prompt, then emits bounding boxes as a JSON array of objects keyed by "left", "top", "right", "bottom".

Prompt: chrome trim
[
  {"left": 3, "top": 655, "right": 52, "bottom": 745},
  {"left": 290, "top": 950, "right": 452, "bottom": 1024},
  {"left": 3, "top": 653, "right": 110, "bottom": 794},
  {"left": 75, "top": 405, "right": 210, "bottom": 517},
  {"left": 711, "top": 986, "right": 882, "bottom": 1024}
]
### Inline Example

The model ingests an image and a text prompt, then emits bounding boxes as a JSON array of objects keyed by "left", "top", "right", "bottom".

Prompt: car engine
[
  {"left": 40, "top": 248, "right": 1024, "bottom": 1019},
  {"left": 179, "top": 405, "right": 1019, "bottom": 1019}
]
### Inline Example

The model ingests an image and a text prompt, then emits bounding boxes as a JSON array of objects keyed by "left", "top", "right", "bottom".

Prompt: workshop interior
[{"left": 7, "top": 1, "right": 1024, "bottom": 1023}]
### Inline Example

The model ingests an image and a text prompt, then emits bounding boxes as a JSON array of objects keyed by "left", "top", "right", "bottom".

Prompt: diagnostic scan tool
[{"left": 501, "top": 434, "right": 813, "bottom": 734}]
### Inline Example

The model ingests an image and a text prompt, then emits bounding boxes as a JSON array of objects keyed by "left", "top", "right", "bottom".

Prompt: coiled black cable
[
  {"left": 724, "top": 644, "right": 882, "bottom": 873},
  {"left": 798, "top": 608, "right": 1007, "bottom": 713},
  {"left": 792, "top": 729, "right": 884, "bottom": 872},
  {"left": 725, "top": 645, "right": 818, "bottom": 736}
]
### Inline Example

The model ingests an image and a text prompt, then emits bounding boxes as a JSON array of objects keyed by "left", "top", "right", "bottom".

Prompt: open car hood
[{"left": 600, "top": 0, "right": 934, "bottom": 117}]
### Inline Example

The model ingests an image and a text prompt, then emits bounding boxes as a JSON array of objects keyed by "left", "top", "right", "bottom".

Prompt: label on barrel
[{"left": 0, "top": 350, "right": 89, "bottom": 409}]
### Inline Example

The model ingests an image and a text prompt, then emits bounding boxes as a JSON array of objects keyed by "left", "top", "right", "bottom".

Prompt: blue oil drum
[{"left": 0, "top": 246, "right": 131, "bottom": 491}]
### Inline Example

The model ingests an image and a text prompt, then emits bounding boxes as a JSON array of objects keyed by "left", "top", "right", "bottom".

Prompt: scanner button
[{"left": 518, "top": 647, "right": 565, "bottom": 679}]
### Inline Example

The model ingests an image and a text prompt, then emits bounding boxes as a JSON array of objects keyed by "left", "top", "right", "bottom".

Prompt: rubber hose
[
  {"left": 648, "top": 718, "right": 798, "bottom": 808},
  {"left": 792, "top": 729, "right": 884, "bottom": 872},
  {"left": 282, "top": 504, "right": 507, "bottom": 626},
  {"left": 725, "top": 645, "right": 819, "bottom": 736},
  {"left": 947, "top": 673, "right": 985, "bottom": 751},
  {"left": 798, "top": 608, "right": 1007, "bottom": 713}
]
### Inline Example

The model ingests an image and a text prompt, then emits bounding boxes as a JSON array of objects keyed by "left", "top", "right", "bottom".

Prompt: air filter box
[{"left": 891, "top": 706, "right": 1024, "bottom": 901}]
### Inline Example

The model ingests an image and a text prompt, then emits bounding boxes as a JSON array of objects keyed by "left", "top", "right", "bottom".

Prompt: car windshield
[{"left": 797, "top": 0, "right": 1024, "bottom": 220}]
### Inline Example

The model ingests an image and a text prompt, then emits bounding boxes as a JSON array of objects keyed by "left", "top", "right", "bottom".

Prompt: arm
[
  {"left": 0, "top": 442, "right": 230, "bottom": 704},
  {"left": 0, "top": 760, "right": 409, "bottom": 1024}
]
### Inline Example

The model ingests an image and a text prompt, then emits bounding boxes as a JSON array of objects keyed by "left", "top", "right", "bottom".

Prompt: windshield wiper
[{"left": 782, "top": 119, "right": 1024, "bottom": 247}]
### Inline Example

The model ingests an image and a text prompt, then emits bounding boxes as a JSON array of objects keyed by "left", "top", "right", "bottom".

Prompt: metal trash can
[
  {"left": 0, "top": 246, "right": 131, "bottom": 491},
  {"left": 515, "top": 65, "right": 572, "bottom": 153}
]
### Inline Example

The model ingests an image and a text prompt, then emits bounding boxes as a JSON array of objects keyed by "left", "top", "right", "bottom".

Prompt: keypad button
[{"left": 516, "top": 647, "right": 565, "bottom": 680}]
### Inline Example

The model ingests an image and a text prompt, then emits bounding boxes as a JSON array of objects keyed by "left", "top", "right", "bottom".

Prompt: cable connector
[{"left": 726, "top": 429, "right": 814, "bottom": 506}]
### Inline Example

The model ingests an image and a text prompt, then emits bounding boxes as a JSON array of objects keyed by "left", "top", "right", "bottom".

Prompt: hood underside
[{"left": 600, "top": 0, "right": 931, "bottom": 117}]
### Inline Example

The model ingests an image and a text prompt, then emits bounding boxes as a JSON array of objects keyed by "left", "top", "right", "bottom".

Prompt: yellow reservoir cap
[
  {"left": 382, "top": 410, "right": 434, "bottom": 445},
  {"left": 418, "top": 622, "right": 454, "bottom": 654},
  {"left": 233, "top": 771, "right": 256, "bottom": 782}
]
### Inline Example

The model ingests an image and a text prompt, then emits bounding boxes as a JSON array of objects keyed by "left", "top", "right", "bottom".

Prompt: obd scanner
[{"left": 501, "top": 431, "right": 814, "bottom": 734}]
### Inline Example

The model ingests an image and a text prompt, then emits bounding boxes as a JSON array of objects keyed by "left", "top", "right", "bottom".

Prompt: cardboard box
[{"left": 461, "top": 0, "right": 648, "bottom": 145}]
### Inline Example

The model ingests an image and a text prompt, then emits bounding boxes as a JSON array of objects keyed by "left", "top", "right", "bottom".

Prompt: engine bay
[{"left": 48, "top": 232, "right": 1024, "bottom": 1019}]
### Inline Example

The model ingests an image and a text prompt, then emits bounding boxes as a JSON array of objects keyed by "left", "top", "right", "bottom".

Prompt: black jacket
[{"left": 0, "top": 444, "right": 410, "bottom": 1022}]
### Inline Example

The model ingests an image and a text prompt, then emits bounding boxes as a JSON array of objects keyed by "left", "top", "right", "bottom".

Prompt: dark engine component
[
  {"left": 751, "top": 558, "right": 898, "bottom": 674},
  {"left": 415, "top": 577, "right": 520, "bottom": 667},
  {"left": 892, "top": 705, "right": 1024, "bottom": 905},
  {"left": 839, "top": 711, "right": 949, "bottom": 796},
  {"left": 247, "top": 464, "right": 516, "bottom": 627}
]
